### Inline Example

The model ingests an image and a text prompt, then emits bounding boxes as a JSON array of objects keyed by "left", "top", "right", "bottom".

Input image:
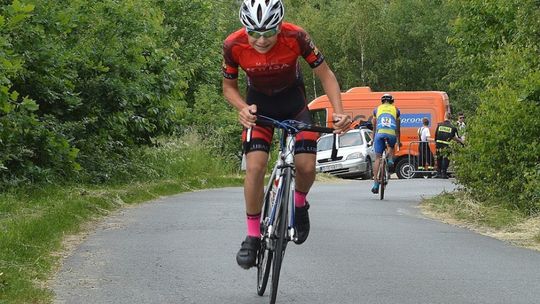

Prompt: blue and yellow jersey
[{"left": 373, "top": 104, "right": 400, "bottom": 135}]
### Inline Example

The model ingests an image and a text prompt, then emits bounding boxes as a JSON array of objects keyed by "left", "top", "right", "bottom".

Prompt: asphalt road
[{"left": 52, "top": 178, "right": 540, "bottom": 304}]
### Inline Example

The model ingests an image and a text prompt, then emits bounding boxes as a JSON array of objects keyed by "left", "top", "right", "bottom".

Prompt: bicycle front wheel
[{"left": 269, "top": 168, "right": 291, "bottom": 304}]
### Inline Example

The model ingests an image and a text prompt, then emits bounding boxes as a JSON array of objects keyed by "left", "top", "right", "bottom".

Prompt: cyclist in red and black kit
[{"left": 223, "top": 0, "right": 351, "bottom": 270}]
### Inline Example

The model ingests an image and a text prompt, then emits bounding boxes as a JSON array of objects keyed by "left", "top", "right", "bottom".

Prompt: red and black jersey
[{"left": 222, "top": 22, "right": 325, "bottom": 95}]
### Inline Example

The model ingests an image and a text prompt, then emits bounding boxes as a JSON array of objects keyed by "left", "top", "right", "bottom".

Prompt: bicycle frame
[{"left": 263, "top": 127, "right": 297, "bottom": 244}]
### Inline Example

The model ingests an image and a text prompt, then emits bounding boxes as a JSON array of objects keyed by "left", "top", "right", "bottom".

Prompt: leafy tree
[
  {"left": 6, "top": 0, "right": 192, "bottom": 182},
  {"left": 284, "top": 0, "right": 454, "bottom": 98},
  {"left": 447, "top": 0, "right": 539, "bottom": 113},
  {"left": 0, "top": 1, "right": 79, "bottom": 186},
  {"left": 373, "top": 0, "right": 455, "bottom": 91},
  {"left": 449, "top": 0, "right": 540, "bottom": 213}
]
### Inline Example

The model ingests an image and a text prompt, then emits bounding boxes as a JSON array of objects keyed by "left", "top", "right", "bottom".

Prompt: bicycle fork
[
  {"left": 264, "top": 135, "right": 298, "bottom": 245},
  {"left": 284, "top": 135, "right": 297, "bottom": 243}
]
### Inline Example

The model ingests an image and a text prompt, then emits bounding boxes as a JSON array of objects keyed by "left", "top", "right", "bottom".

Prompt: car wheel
[
  {"left": 395, "top": 157, "right": 417, "bottom": 179},
  {"left": 361, "top": 158, "right": 373, "bottom": 180}
]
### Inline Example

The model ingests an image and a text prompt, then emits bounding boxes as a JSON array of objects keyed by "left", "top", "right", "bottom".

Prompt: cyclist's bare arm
[
  {"left": 223, "top": 78, "right": 256, "bottom": 128},
  {"left": 313, "top": 62, "right": 350, "bottom": 133}
]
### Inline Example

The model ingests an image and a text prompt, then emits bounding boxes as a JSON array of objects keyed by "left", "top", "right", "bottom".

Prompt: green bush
[
  {"left": 447, "top": 0, "right": 540, "bottom": 214},
  {"left": 453, "top": 86, "right": 540, "bottom": 213},
  {"left": 0, "top": 2, "right": 80, "bottom": 187},
  {"left": 0, "top": 0, "right": 245, "bottom": 188},
  {"left": 187, "top": 84, "right": 242, "bottom": 162}
]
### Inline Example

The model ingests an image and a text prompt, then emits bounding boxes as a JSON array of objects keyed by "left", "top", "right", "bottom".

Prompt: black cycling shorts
[{"left": 242, "top": 84, "right": 318, "bottom": 155}]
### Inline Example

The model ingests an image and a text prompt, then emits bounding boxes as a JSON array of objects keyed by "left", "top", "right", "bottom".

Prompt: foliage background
[
  {"left": 0, "top": 0, "right": 538, "bottom": 217},
  {"left": 0, "top": 0, "right": 539, "bottom": 302}
]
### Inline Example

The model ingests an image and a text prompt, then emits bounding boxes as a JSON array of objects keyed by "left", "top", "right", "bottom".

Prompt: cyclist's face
[{"left": 246, "top": 28, "right": 279, "bottom": 54}]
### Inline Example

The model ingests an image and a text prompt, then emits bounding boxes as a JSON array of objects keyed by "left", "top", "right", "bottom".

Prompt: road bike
[
  {"left": 377, "top": 138, "right": 392, "bottom": 200},
  {"left": 248, "top": 115, "right": 334, "bottom": 304}
]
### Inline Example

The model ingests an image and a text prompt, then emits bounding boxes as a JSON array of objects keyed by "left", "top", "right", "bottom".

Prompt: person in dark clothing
[{"left": 434, "top": 113, "right": 464, "bottom": 178}]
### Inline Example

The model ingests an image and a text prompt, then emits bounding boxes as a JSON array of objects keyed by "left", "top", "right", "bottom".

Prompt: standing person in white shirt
[
  {"left": 456, "top": 112, "right": 466, "bottom": 142},
  {"left": 417, "top": 117, "right": 434, "bottom": 171}
]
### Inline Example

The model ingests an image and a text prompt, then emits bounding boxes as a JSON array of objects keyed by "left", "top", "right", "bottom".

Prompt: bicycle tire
[
  {"left": 257, "top": 174, "right": 277, "bottom": 296},
  {"left": 256, "top": 239, "right": 273, "bottom": 295},
  {"left": 380, "top": 156, "right": 386, "bottom": 200},
  {"left": 269, "top": 168, "right": 291, "bottom": 304}
]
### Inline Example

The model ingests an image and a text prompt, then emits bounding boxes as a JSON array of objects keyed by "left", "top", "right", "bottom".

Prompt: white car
[{"left": 316, "top": 128, "right": 375, "bottom": 179}]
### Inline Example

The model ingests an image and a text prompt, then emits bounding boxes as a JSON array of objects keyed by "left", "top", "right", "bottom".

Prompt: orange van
[{"left": 308, "top": 86, "right": 451, "bottom": 179}]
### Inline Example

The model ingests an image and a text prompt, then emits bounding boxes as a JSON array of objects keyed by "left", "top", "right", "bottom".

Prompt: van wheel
[{"left": 395, "top": 158, "right": 417, "bottom": 179}]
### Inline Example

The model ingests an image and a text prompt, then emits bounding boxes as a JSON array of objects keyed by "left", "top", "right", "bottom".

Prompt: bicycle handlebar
[
  {"left": 248, "top": 114, "right": 339, "bottom": 160},
  {"left": 254, "top": 114, "right": 335, "bottom": 134}
]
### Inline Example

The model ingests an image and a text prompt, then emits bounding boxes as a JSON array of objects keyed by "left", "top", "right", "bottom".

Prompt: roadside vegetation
[
  {"left": 0, "top": 0, "right": 538, "bottom": 303},
  {"left": 419, "top": 0, "right": 539, "bottom": 251},
  {"left": 422, "top": 192, "right": 540, "bottom": 251},
  {"left": 0, "top": 132, "right": 244, "bottom": 303}
]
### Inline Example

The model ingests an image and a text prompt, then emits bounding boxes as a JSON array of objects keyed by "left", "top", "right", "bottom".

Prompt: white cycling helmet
[
  {"left": 381, "top": 93, "right": 394, "bottom": 104},
  {"left": 239, "top": 0, "right": 284, "bottom": 30}
]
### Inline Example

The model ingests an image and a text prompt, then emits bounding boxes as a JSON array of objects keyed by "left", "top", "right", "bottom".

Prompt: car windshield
[
  {"left": 317, "top": 132, "right": 364, "bottom": 151},
  {"left": 339, "top": 132, "right": 364, "bottom": 147}
]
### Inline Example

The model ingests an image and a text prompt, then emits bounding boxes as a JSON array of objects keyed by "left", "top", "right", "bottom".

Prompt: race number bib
[{"left": 381, "top": 117, "right": 392, "bottom": 127}]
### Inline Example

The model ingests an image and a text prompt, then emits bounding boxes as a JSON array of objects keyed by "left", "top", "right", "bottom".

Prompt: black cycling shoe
[
  {"left": 236, "top": 236, "right": 260, "bottom": 269},
  {"left": 294, "top": 202, "right": 310, "bottom": 245}
]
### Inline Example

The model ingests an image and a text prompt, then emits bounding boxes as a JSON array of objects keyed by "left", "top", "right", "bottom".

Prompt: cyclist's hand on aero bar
[
  {"left": 332, "top": 113, "right": 352, "bottom": 134},
  {"left": 239, "top": 104, "right": 257, "bottom": 129}
]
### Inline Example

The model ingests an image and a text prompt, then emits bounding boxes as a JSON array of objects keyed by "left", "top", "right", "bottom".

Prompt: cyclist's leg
[
  {"left": 294, "top": 130, "right": 318, "bottom": 203},
  {"left": 371, "top": 134, "right": 385, "bottom": 193},
  {"left": 292, "top": 131, "right": 318, "bottom": 245},
  {"left": 292, "top": 153, "right": 314, "bottom": 244},
  {"left": 373, "top": 154, "right": 381, "bottom": 182},
  {"left": 242, "top": 125, "right": 273, "bottom": 220},
  {"left": 294, "top": 153, "right": 315, "bottom": 204},
  {"left": 237, "top": 126, "right": 272, "bottom": 269},
  {"left": 245, "top": 151, "right": 269, "bottom": 216},
  {"left": 372, "top": 133, "right": 386, "bottom": 181},
  {"left": 386, "top": 134, "right": 397, "bottom": 167}
]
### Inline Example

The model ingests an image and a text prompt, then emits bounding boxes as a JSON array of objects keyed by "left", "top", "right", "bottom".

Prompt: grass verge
[
  {"left": 421, "top": 191, "right": 540, "bottom": 252},
  {"left": 0, "top": 135, "right": 244, "bottom": 304}
]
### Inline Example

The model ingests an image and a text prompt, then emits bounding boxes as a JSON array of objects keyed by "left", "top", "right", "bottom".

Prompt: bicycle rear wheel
[
  {"left": 257, "top": 174, "right": 277, "bottom": 296},
  {"left": 379, "top": 157, "right": 386, "bottom": 200},
  {"left": 269, "top": 168, "right": 291, "bottom": 304},
  {"left": 257, "top": 239, "right": 273, "bottom": 295}
]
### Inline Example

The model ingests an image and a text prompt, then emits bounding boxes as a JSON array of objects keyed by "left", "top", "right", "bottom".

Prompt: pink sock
[
  {"left": 246, "top": 213, "right": 261, "bottom": 237},
  {"left": 294, "top": 190, "right": 307, "bottom": 208}
]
